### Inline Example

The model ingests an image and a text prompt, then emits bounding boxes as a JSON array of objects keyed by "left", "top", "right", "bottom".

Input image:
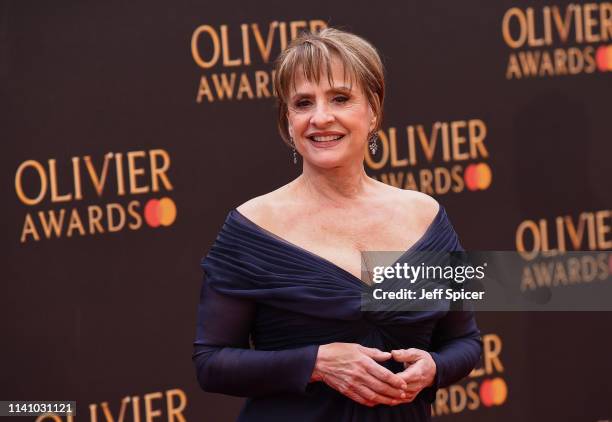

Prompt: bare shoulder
[
  {"left": 235, "top": 184, "right": 292, "bottom": 228},
  {"left": 379, "top": 183, "right": 440, "bottom": 229},
  {"left": 404, "top": 189, "right": 440, "bottom": 217}
]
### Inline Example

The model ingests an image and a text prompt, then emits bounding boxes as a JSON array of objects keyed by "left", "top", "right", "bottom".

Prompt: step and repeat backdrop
[{"left": 3, "top": 0, "right": 611, "bottom": 421}]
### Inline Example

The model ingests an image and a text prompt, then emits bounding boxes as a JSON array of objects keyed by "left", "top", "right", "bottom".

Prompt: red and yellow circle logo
[
  {"left": 596, "top": 45, "right": 612, "bottom": 72},
  {"left": 464, "top": 162, "right": 492, "bottom": 191},
  {"left": 144, "top": 197, "right": 177, "bottom": 227},
  {"left": 479, "top": 377, "right": 508, "bottom": 407}
]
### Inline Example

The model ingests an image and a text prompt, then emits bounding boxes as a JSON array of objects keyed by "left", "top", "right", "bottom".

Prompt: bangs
[
  {"left": 275, "top": 40, "right": 357, "bottom": 102},
  {"left": 273, "top": 27, "right": 385, "bottom": 146}
]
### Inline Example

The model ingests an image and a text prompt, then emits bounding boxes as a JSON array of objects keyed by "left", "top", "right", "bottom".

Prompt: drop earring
[
  {"left": 289, "top": 136, "right": 298, "bottom": 164},
  {"left": 368, "top": 132, "right": 378, "bottom": 155}
]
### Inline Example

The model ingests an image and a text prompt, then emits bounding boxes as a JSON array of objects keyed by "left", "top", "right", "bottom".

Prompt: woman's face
[{"left": 286, "top": 57, "right": 376, "bottom": 169}]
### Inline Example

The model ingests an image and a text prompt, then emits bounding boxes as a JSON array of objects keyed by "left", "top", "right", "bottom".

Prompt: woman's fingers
[
  {"left": 392, "top": 391, "right": 418, "bottom": 404},
  {"left": 353, "top": 350, "right": 409, "bottom": 402},
  {"left": 391, "top": 348, "right": 422, "bottom": 364},
  {"left": 362, "top": 357, "right": 408, "bottom": 392},
  {"left": 359, "top": 345, "right": 409, "bottom": 390},
  {"left": 314, "top": 343, "right": 420, "bottom": 406},
  {"left": 390, "top": 349, "right": 438, "bottom": 403},
  {"left": 394, "top": 349, "right": 437, "bottom": 388},
  {"left": 329, "top": 368, "right": 404, "bottom": 405},
  {"left": 398, "top": 362, "right": 431, "bottom": 389},
  {"left": 331, "top": 375, "right": 383, "bottom": 407},
  {"left": 359, "top": 367, "right": 408, "bottom": 400},
  {"left": 351, "top": 382, "right": 400, "bottom": 406},
  {"left": 359, "top": 345, "right": 392, "bottom": 362}
]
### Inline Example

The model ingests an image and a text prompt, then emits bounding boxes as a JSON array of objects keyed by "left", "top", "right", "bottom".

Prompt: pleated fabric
[{"left": 194, "top": 205, "right": 482, "bottom": 422}]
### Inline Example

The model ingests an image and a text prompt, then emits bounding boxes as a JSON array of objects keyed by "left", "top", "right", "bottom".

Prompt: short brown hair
[{"left": 273, "top": 27, "right": 385, "bottom": 146}]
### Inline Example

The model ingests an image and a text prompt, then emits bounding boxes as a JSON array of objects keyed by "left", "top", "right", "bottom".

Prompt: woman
[{"left": 193, "top": 28, "right": 482, "bottom": 421}]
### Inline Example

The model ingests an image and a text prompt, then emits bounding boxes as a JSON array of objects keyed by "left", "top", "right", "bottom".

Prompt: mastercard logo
[
  {"left": 479, "top": 377, "right": 507, "bottom": 407},
  {"left": 144, "top": 197, "right": 177, "bottom": 227},
  {"left": 464, "top": 162, "right": 492, "bottom": 191},
  {"left": 596, "top": 45, "right": 612, "bottom": 72}
]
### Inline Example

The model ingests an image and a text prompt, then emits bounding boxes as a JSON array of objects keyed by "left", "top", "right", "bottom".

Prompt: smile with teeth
[{"left": 309, "top": 135, "right": 345, "bottom": 142}]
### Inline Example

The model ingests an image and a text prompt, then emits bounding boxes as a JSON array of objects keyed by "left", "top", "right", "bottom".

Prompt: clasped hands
[{"left": 310, "top": 343, "right": 436, "bottom": 407}]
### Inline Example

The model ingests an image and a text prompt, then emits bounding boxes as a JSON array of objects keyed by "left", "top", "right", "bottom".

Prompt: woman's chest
[{"left": 273, "top": 217, "right": 426, "bottom": 282}]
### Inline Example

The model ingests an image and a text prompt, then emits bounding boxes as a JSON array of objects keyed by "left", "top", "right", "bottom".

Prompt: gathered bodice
[{"left": 194, "top": 205, "right": 482, "bottom": 422}]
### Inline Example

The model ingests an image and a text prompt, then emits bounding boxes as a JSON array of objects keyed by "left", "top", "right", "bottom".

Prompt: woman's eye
[
  {"left": 334, "top": 96, "right": 349, "bottom": 103},
  {"left": 295, "top": 100, "right": 311, "bottom": 108}
]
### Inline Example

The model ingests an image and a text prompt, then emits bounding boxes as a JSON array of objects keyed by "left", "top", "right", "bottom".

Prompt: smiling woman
[
  {"left": 285, "top": 63, "right": 373, "bottom": 165},
  {"left": 274, "top": 28, "right": 384, "bottom": 167},
  {"left": 193, "top": 27, "right": 482, "bottom": 422}
]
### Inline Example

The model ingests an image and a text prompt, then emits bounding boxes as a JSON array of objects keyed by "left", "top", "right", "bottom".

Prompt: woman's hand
[
  {"left": 311, "top": 343, "right": 409, "bottom": 407},
  {"left": 390, "top": 348, "right": 437, "bottom": 403}
]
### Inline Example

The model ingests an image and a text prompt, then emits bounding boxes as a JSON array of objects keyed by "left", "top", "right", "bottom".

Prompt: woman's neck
[{"left": 293, "top": 162, "right": 375, "bottom": 207}]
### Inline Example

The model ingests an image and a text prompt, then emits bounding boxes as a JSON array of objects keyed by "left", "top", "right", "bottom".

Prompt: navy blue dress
[{"left": 193, "top": 205, "right": 482, "bottom": 421}]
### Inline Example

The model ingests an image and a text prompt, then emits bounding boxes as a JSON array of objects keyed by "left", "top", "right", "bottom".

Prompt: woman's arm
[
  {"left": 428, "top": 309, "right": 483, "bottom": 388},
  {"left": 192, "top": 279, "right": 319, "bottom": 397},
  {"left": 193, "top": 278, "right": 409, "bottom": 404},
  {"left": 390, "top": 309, "right": 482, "bottom": 404}
]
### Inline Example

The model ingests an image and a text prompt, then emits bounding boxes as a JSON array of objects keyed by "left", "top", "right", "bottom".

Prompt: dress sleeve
[
  {"left": 192, "top": 276, "right": 320, "bottom": 397},
  {"left": 428, "top": 309, "right": 482, "bottom": 389},
  {"left": 421, "top": 208, "right": 483, "bottom": 402}
]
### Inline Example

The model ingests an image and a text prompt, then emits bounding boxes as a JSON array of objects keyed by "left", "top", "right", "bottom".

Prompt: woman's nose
[{"left": 310, "top": 102, "right": 335, "bottom": 126}]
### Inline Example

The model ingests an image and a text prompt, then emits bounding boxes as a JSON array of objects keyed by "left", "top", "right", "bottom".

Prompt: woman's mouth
[{"left": 307, "top": 134, "right": 345, "bottom": 148}]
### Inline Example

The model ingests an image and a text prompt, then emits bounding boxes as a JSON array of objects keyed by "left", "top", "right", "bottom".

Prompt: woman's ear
[
  {"left": 369, "top": 109, "right": 377, "bottom": 133},
  {"left": 369, "top": 95, "right": 380, "bottom": 132},
  {"left": 286, "top": 113, "right": 294, "bottom": 138}
]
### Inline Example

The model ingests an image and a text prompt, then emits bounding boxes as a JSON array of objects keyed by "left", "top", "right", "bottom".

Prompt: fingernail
[{"left": 400, "top": 392, "right": 406, "bottom": 399}]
